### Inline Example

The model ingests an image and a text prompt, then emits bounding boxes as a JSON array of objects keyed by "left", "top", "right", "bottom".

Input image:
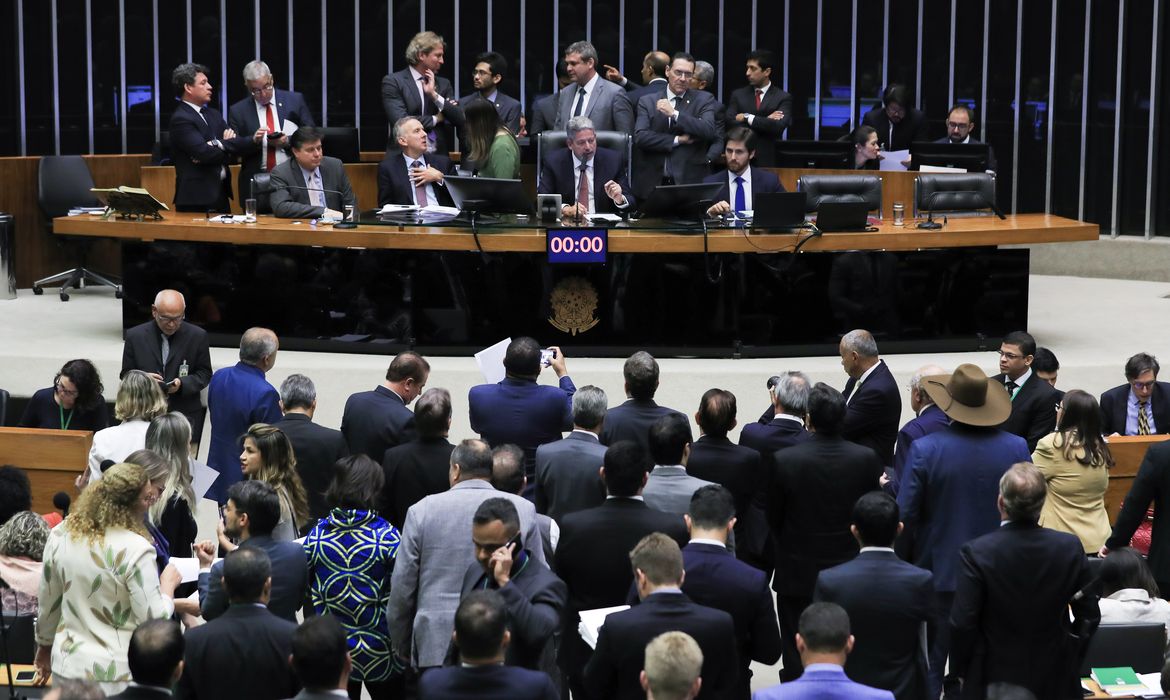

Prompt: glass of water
[{"left": 244, "top": 198, "right": 257, "bottom": 223}]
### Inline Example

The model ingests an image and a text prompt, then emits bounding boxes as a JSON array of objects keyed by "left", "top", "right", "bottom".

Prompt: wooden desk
[
  {"left": 0, "top": 428, "right": 91, "bottom": 513},
  {"left": 1106, "top": 435, "right": 1170, "bottom": 523}
]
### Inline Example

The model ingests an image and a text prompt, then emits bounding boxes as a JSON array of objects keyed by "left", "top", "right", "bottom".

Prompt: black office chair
[
  {"left": 797, "top": 174, "right": 883, "bottom": 216},
  {"left": 0, "top": 388, "right": 8, "bottom": 426},
  {"left": 250, "top": 173, "right": 274, "bottom": 215},
  {"left": 32, "top": 156, "right": 122, "bottom": 301},
  {"left": 0, "top": 615, "right": 36, "bottom": 664},
  {"left": 1079, "top": 622, "right": 1166, "bottom": 676},
  {"left": 914, "top": 172, "right": 997, "bottom": 218},
  {"left": 536, "top": 130, "right": 633, "bottom": 188},
  {"left": 319, "top": 127, "right": 362, "bottom": 163},
  {"left": 151, "top": 130, "right": 173, "bottom": 165}
]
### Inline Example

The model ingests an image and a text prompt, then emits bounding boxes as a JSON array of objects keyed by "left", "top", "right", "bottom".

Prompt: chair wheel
[
  {"left": 32, "top": 286, "right": 43, "bottom": 295},
  {"left": 60, "top": 292, "right": 70, "bottom": 302},
  {"left": 114, "top": 287, "right": 123, "bottom": 299}
]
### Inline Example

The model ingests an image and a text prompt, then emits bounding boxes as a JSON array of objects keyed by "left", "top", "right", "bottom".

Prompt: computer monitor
[
  {"left": 635, "top": 182, "right": 727, "bottom": 219},
  {"left": 774, "top": 140, "right": 854, "bottom": 169},
  {"left": 319, "top": 127, "right": 361, "bottom": 163},
  {"left": 910, "top": 141, "right": 990, "bottom": 172},
  {"left": 444, "top": 175, "right": 535, "bottom": 216}
]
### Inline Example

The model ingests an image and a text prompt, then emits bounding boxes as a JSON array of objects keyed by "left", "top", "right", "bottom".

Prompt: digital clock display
[{"left": 547, "top": 228, "right": 607, "bottom": 264}]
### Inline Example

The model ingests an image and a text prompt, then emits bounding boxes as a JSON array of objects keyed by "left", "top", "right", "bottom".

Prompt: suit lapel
[
  {"left": 401, "top": 71, "right": 423, "bottom": 115},
  {"left": 760, "top": 87, "right": 782, "bottom": 114}
]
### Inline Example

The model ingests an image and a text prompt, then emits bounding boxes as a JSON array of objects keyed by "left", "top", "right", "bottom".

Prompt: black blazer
[
  {"left": 701, "top": 166, "right": 785, "bottom": 205},
  {"left": 583, "top": 591, "right": 738, "bottom": 700},
  {"left": 377, "top": 151, "right": 455, "bottom": 207},
  {"left": 1099, "top": 381, "right": 1170, "bottom": 436},
  {"left": 950, "top": 521, "right": 1099, "bottom": 699},
  {"left": 768, "top": 434, "right": 884, "bottom": 596},
  {"left": 632, "top": 88, "right": 719, "bottom": 199},
  {"left": 121, "top": 319, "right": 212, "bottom": 436},
  {"left": 599, "top": 398, "right": 685, "bottom": 451},
  {"left": 815, "top": 549, "right": 934, "bottom": 700},
  {"left": 418, "top": 664, "right": 557, "bottom": 700},
  {"left": 528, "top": 93, "right": 558, "bottom": 135},
  {"left": 381, "top": 68, "right": 465, "bottom": 155},
  {"left": 168, "top": 101, "right": 252, "bottom": 209},
  {"left": 226, "top": 89, "right": 316, "bottom": 202},
  {"left": 931, "top": 135, "right": 998, "bottom": 172},
  {"left": 537, "top": 146, "right": 635, "bottom": 214},
  {"left": 458, "top": 90, "right": 523, "bottom": 134},
  {"left": 861, "top": 105, "right": 930, "bottom": 152},
  {"left": 274, "top": 413, "right": 349, "bottom": 525},
  {"left": 842, "top": 360, "right": 902, "bottom": 467},
  {"left": 991, "top": 371, "right": 1058, "bottom": 452},
  {"left": 724, "top": 84, "right": 794, "bottom": 166},
  {"left": 177, "top": 604, "right": 300, "bottom": 700},
  {"left": 198, "top": 535, "right": 308, "bottom": 623},
  {"left": 1107, "top": 440, "right": 1170, "bottom": 583},
  {"left": 686, "top": 435, "right": 763, "bottom": 549},
  {"left": 381, "top": 436, "right": 455, "bottom": 528},
  {"left": 341, "top": 385, "right": 417, "bottom": 461}
]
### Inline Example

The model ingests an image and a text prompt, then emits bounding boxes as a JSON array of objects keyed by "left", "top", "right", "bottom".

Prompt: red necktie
[
  {"left": 577, "top": 163, "right": 589, "bottom": 216},
  {"left": 754, "top": 89, "right": 762, "bottom": 110},
  {"left": 265, "top": 104, "right": 277, "bottom": 171}
]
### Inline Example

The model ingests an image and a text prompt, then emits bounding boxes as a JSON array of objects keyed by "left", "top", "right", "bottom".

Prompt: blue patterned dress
[{"left": 304, "top": 508, "right": 402, "bottom": 681}]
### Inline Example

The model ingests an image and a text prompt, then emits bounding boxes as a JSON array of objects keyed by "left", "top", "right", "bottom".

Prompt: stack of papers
[
  {"left": 577, "top": 604, "right": 629, "bottom": 650},
  {"left": 1089, "top": 667, "right": 1163, "bottom": 696},
  {"left": 378, "top": 203, "right": 461, "bottom": 216}
]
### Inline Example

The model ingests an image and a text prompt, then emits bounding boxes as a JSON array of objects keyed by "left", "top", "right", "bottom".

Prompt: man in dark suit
[
  {"left": 929, "top": 104, "right": 998, "bottom": 172},
  {"left": 889, "top": 364, "right": 950, "bottom": 494},
  {"left": 458, "top": 51, "right": 522, "bottom": 135},
  {"left": 537, "top": 115, "right": 635, "bottom": 218},
  {"left": 286, "top": 615, "right": 353, "bottom": 700},
  {"left": 378, "top": 116, "right": 456, "bottom": 207},
  {"left": 168, "top": 62, "right": 253, "bottom": 212},
  {"left": 120, "top": 289, "right": 212, "bottom": 444},
  {"left": 725, "top": 50, "right": 793, "bottom": 167},
  {"left": 491, "top": 445, "right": 557, "bottom": 565},
  {"left": 1105, "top": 439, "right": 1170, "bottom": 591},
  {"left": 950, "top": 463, "right": 1099, "bottom": 699},
  {"left": 1033, "top": 346, "right": 1061, "bottom": 389},
  {"left": 895, "top": 364, "right": 1030, "bottom": 700},
  {"left": 702, "top": 127, "right": 785, "bottom": 218},
  {"left": 814, "top": 492, "right": 933, "bottom": 700},
  {"left": 108, "top": 619, "right": 184, "bottom": 699},
  {"left": 768, "top": 382, "right": 884, "bottom": 681},
  {"left": 632, "top": 52, "right": 719, "bottom": 199},
  {"left": 555, "top": 441, "right": 688, "bottom": 698},
  {"left": 679, "top": 486, "right": 781, "bottom": 698},
  {"left": 839, "top": 328, "right": 902, "bottom": 466},
  {"left": 268, "top": 127, "right": 356, "bottom": 219},
  {"left": 584, "top": 533, "right": 738, "bottom": 700},
  {"left": 553, "top": 41, "right": 634, "bottom": 134},
  {"left": 179, "top": 548, "right": 300, "bottom": 700},
  {"left": 528, "top": 60, "right": 570, "bottom": 136},
  {"left": 600, "top": 351, "right": 684, "bottom": 450},
  {"left": 860, "top": 84, "right": 929, "bottom": 152},
  {"left": 1099, "top": 352, "right": 1170, "bottom": 436},
  {"left": 992, "top": 330, "right": 1059, "bottom": 451},
  {"left": 194, "top": 480, "right": 308, "bottom": 622},
  {"left": 381, "top": 30, "right": 464, "bottom": 155},
  {"left": 381, "top": 387, "right": 454, "bottom": 527},
  {"left": 341, "top": 351, "right": 429, "bottom": 461},
  {"left": 534, "top": 385, "right": 608, "bottom": 521},
  {"left": 691, "top": 60, "right": 727, "bottom": 164},
  {"left": 605, "top": 51, "right": 670, "bottom": 103},
  {"left": 226, "top": 59, "right": 316, "bottom": 205},
  {"left": 275, "top": 374, "right": 348, "bottom": 525},
  {"left": 419, "top": 591, "right": 558, "bottom": 699}
]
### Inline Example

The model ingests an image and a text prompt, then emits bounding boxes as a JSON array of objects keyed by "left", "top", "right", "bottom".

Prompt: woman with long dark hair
[
  {"left": 1098, "top": 547, "right": 1170, "bottom": 631},
  {"left": 462, "top": 98, "right": 520, "bottom": 179},
  {"left": 850, "top": 125, "right": 881, "bottom": 170},
  {"left": 20, "top": 359, "right": 108, "bottom": 432},
  {"left": 238, "top": 424, "right": 310, "bottom": 540}
]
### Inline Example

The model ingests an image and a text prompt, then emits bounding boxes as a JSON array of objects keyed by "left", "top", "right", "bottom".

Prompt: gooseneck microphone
[{"left": 275, "top": 183, "right": 359, "bottom": 229}]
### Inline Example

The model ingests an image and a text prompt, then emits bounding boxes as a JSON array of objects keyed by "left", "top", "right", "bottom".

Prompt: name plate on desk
[{"left": 547, "top": 228, "right": 607, "bottom": 264}]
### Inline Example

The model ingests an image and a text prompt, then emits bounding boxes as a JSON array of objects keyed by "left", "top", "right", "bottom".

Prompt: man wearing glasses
[
  {"left": 1099, "top": 352, "right": 1170, "bottom": 436},
  {"left": 932, "top": 104, "right": 998, "bottom": 172},
  {"left": 990, "top": 330, "right": 1059, "bottom": 451},
  {"left": 120, "top": 289, "right": 213, "bottom": 445},
  {"left": 228, "top": 59, "right": 316, "bottom": 211}
]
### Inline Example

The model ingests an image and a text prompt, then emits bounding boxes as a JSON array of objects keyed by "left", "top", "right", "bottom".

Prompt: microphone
[
  {"left": 275, "top": 184, "right": 358, "bottom": 229},
  {"left": 974, "top": 190, "right": 1007, "bottom": 220},
  {"left": 53, "top": 491, "right": 71, "bottom": 517},
  {"left": 917, "top": 190, "right": 947, "bottom": 230}
]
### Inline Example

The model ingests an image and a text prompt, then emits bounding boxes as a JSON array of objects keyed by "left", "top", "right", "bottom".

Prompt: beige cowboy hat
[{"left": 921, "top": 363, "right": 1012, "bottom": 426}]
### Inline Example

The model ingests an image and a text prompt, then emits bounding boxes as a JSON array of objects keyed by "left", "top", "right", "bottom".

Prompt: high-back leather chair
[
  {"left": 914, "top": 172, "right": 997, "bottom": 218},
  {"left": 1079, "top": 623, "right": 1166, "bottom": 676},
  {"left": 797, "top": 174, "right": 883, "bottom": 216},
  {"left": 536, "top": 130, "right": 632, "bottom": 187}
]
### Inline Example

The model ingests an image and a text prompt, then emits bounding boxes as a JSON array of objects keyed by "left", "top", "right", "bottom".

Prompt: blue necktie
[{"left": 734, "top": 176, "right": 746, "bottom": 214}]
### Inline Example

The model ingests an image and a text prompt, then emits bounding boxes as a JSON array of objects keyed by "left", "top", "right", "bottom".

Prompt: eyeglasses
[
  {"left": 155, "top": 311, "right": 184, "bottom": 323},
  {"left": 946, "top": 121, "right": 972, "bottom": 130},
  {"left": 670, "top": 69, "right": 694, "bottom": 79},
  {"left": 54, "top": 381, "right": 79, "bottom": 397},
  {"left": 996, "top": 350, "right": 1024, "bottom": 360},
  {"left": 1132, "top": 380, "right": 1156, "bottom": 390},
  {"left": 249, "top": 83, "right": 274, "bottom": 95}
]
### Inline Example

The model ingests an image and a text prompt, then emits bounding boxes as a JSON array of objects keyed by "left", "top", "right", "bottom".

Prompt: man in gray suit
[
  {"left": 387, "top": 439, "right": 545, "bottom": 672},
  {"left": 534, "top": 385, "right": 609, "bottom": 521},
  {"left": 268, "top": 126, "right": 356, "bottom": 219},
  {"left": 285, "top": 615, "right": 353, "bottom": 700},
  {"left": 381, "top": 30, "right": 465, "bottom": 155},
  {"left": 644, "top": 413, "right": 715, "bottom": 516},
  {"left": 553, "top": 40, "right": 633, "bottom": 134}
]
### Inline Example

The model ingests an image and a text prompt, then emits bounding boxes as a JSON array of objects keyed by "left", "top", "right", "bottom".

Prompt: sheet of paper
[
  {"left": 282, "top": 119, "right": 299, "bottom": 136},
  {"left": 920, "top": 164, "right": 967, "bottom": 173},
  {"left": 880, "top": 150, "right": 910, "bottom": 171},
  {"left": 190, "top": 461, "right": 219, "bottom": 501},
  {"left": 380, "top": 203, "right": 420, "bottom": 213},
  {"left": 423, "top": 205, "right": 462, "bottom": 216},
  {"left": 578, "top": 604, "right": 630, "bottom": 649},
  {"left": 475, "top": 338, "right": 511, "bottom": 384},
  {"left": 586, "top": 213, "right": 622, "bottom": 224},
  {"left": 169, "top": 556, "right": 220, "bottom": 583}
]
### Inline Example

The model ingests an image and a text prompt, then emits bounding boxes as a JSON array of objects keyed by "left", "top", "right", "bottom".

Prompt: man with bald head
[
  {"left": 121, "top": 289, "right": 213, "bottom": 444},
  {"left": 838, "top": 329, "right": 901, "bottom": 466},
  {"left": 206, "top": 327, "right": 283, "bottom": 502},
  {"left": 888, "top": 364, "right": 950, "bottom": 494}
]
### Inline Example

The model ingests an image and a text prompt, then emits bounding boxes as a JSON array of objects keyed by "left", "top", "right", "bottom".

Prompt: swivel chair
[
  {"left": 536, "top": 130, "right": 632, "bottom": 189},
  {"left": 250, "top": 172, "right": 274, "bottom": 215},
  {"left": 797, "top": 174, "right": 883, "bottom": 217}
]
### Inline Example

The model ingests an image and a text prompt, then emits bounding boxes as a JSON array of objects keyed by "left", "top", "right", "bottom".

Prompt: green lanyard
[{"left": 59, "top": 402, "right": 74, "bottom": 430}]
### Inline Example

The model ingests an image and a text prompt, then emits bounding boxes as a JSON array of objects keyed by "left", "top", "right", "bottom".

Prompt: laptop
[
  {"left": 814, "top": 201, "right": 872, "bottom": 232},
  {"left": 751, "top": 192, "right": 808, "bottom": 230}
]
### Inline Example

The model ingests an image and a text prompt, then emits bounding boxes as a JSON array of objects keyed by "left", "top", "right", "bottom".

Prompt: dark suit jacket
[
  {"left": 768, "top": 434, "right": 883, "bottom": 596},
  {"left": 842, "top": 360, "right": 902, "bottom": 466},
  {"left": 381, "top": 68, "right": 465, "bottom": 155},
  {"left": 121, "top": 319, "right": 212, "bottom": 439},
  {"left": 861, "top": 105, "right": 930, "bottom": 152},
  {"left": 418, "top": 664, "right": 557, "bottom": 700},
  {"left": 633, "top": 88, "right": 719, "bottom": 199},
  {"left": 227, "top": 89, "right": 316, "bottom": 202},
  {"left": 268, "top": 155, "right": 357, "bottom": 219},
  {"left": 554, "top": 498, "right": 689, "bottom": 682},
  {"left": 381, "top": 436, "right": 454, "bottom": 528},
  {"left": 701, "top": 166, "right": 785, "bottom": 208},
  {"left": 991, "top": 371, "right": 1058, "bottom": 452},
  {"left": 1107, "top": 440, "right": 1170, "bottom": 583},
  {"left": 686, "top": 435, "right": 763, "bottom": 549},
  {"left": 177, "top": 604, "right": 300, "bottom": 700},
  {"left": 377, "top": 151, "right": 456, "bottom": 207},
  {"left": 584, "top": 591, "right": 738, "bottom": 700},
  {"left": 890, "top": 404, "right": 950, "bottom": 494},
  {"left": 1099, "top": 381, "right": 1170, "bottom": 436},
  {"left": 534, "top": 431, "right": 608, "bottom": 521},
  {"left": 598, "top": 398, "right": 684, "bottom": 451},
  {"left": 168, "top": 101, "right": 253, "bottom": 209},
  {"left": 537, "top": 146, "right": 635, "bottom": 214},
  {"left": 459, "top": 90, "right": 523, "bottom": 134},
  {"left": 931, "top": 135, "right": 998, "bottom": 173},
  {"left": 725, "top": 84, "right": 794, "bottom": 166},
  {"left": 206, "top": 362, "right": 283, "bottom": 502},
  {"left": 107, "top": 686, "right": 172, "bottom": 699},
  {"left": 341, "top": 385, "right": 416, "bottom": 461},
  {"left": 274, "top": 412, "right": 349, "bottom": 524},
  {"left": 814, "top": 550, "right": 934, "bottom": 700},
  {"left": 740, "top": 416, "right": 811, "bottom": 464},
  {"left": 528, "top": 93, "right": 558, "bottom": 135},
  {"left": 628, "top": 78, "right": 669, "bottom": 106},
  {"left": 468, "top": 376, "right": 576, "bottom": 474},
  {"left": 680, "top": 542, "right": 781, "bottom": 698},
  {"left": 950, "top": 521, "right": 1099, "bottom": 700},
  {"left": 198, "top": 535, "right": 308, "bottom": 622}
]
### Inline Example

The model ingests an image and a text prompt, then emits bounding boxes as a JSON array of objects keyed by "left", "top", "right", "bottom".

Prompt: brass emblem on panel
[{"left": 548, "top": 276, "right": 599, "bottom": 336}]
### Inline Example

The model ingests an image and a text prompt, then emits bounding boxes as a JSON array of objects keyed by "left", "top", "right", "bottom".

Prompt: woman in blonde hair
[
  {"left": 144, "top": 413, "right": 200, "bottom": 559},
  {"left": 234, "top": 424, "right": 309, "bottom": 541},
  {"left": 34, "top": 462, "right": 180, "bottom": 693},
  {"left": 87, "top": 370, "right": 169, "bottom": 482}
]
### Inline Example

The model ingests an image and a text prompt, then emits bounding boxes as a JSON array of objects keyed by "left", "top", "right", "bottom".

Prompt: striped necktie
[{"left": 1139, "top": 401, "right": 1151, "bottom": 435}]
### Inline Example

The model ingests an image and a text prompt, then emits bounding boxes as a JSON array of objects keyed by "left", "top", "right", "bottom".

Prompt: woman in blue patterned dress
[{"left": 304, "top": 454, "right": 402, "bottom": 699}]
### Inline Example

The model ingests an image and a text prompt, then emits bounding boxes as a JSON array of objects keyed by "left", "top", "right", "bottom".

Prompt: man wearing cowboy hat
[{"left": 894, "top": 364, "right": 1030, "bottom": 700}]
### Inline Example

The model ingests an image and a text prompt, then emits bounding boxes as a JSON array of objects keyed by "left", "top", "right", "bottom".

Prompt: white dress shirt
[
  {"left": 253, "top": 98, "right": 289, "bottom": 168},
  {"left": 571, "top": 73, "right": 602, "bottom": 117}
]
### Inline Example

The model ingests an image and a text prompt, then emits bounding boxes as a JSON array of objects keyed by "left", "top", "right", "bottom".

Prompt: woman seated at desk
[
  {"left": 850, "top": 125, "right": 881, "bottom": 171},
  {"left": 462, "top": 99, "right": 521, "bottom": 179}
]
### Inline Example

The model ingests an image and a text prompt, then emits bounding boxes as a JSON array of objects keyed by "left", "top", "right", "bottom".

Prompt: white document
[
  {"left": 281, "top": 119, "right": 299, "bottom": 137},
  {"left": 380, "top": 204, "right": 420, "bottom": 213},
  {"left": 880, "top": 150, "right": 910, "bottom": 171},
  {"left": 169, "top": 556, "right": 220, "bottom": 583},
  {"left": 423, "top": 205, "right": 461, "bottom": 216},
  {"left": 920, "top": 164, "right": 967, "bottom": 173},
  {"left": 475, "top": 338, "right": 511, "bottom": 384},
  {"left": 586, "top": 213, "right": 622, "bottom": 224},
  {"left": 578, "top": 604, "right": 630, "bottom": 649},
  {"left": 190, "top": 461, "right": 219, "bottom": 501}
]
